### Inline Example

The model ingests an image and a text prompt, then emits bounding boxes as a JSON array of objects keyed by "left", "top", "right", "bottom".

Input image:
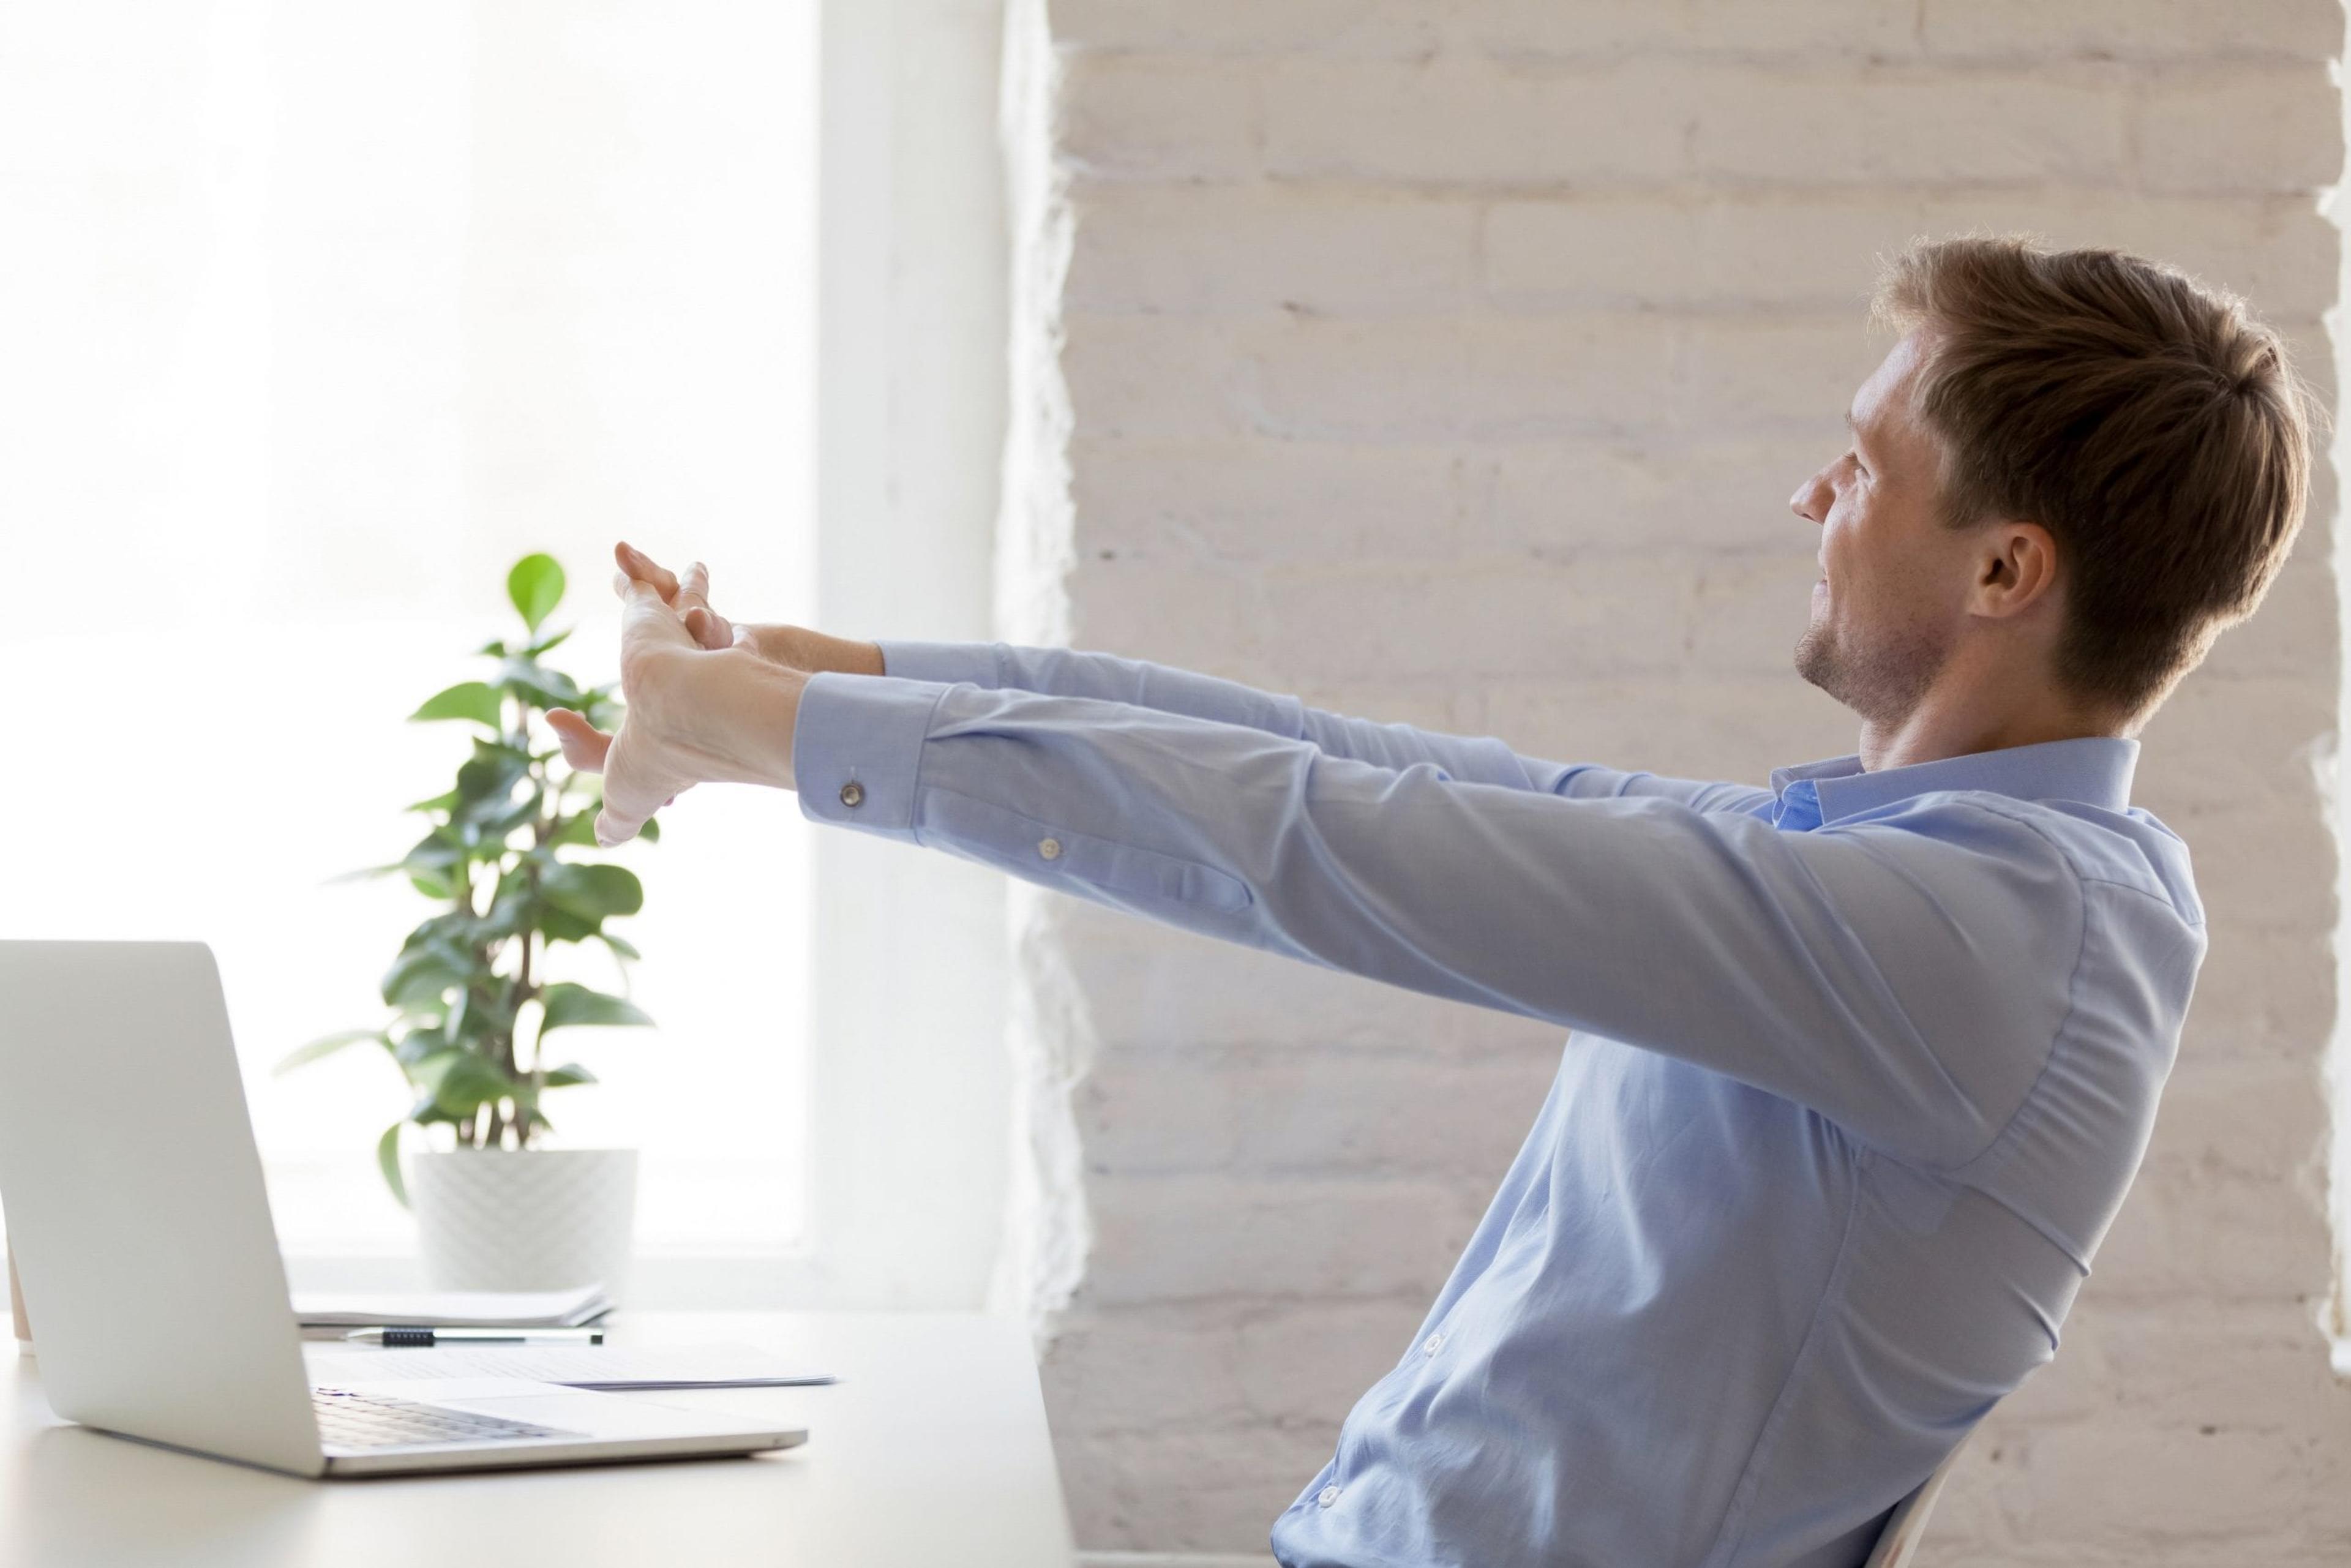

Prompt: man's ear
[{"left": 1973, "top": 521, "right": 2063, "bottom": 621}]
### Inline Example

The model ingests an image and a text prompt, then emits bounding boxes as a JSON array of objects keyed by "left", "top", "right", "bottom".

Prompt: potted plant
[{"left": 281, "top": 553, "right": 658, "bottom": 1297}]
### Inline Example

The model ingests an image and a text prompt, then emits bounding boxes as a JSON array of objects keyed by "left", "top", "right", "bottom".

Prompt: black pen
[{"left": 343, "top": 1326, "right": 606, "bottom": 1346}]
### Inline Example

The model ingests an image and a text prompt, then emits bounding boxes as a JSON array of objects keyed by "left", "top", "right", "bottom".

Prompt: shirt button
[
  {"left": 1038, "top": 837, "right": 1062, "bottom": 860},
  {"left": 1317, "top": 1485, "right": 1341, "bottom": 1509},
  {"left": 839, "top": 782, "right": 864, "bottom": 808},
  {"left": 1423, "top": 1333, "right": 1445, "bottom": 1357}
]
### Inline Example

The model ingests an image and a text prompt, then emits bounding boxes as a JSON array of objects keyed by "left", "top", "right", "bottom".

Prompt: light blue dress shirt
[{"left": 795, "top": 641, "right": 2203, "bottom": 1568}]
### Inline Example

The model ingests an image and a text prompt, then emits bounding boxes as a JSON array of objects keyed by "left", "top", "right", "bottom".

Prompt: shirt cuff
[
  {"left": 874, "top": 640, "right": 1003, "bottom": 689},
  {"left": 793, "top": 672, "right": 952, "bottom": 839}
]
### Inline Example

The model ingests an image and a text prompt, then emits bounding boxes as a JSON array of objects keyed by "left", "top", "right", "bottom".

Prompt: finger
[
  {"left": 617, "top": 541, "right": 681, "bottom": 600},
  {"left": 683, "top": 604, "right": 735, "bottom": 651},
  {"left": 618, "top": 575, "right": 698, "bottom": 650},
  {"left": 593, "top": 761, "right": 672, "bottom": 848},
  {"left": 671, "top": 559, "right": 719, "bottom": 635},
  {"left": 614, "top": 541, "right": 681, "bottom": 604},
  {"left": 544, "top": 708, "right": 612, "bottom": 773}
]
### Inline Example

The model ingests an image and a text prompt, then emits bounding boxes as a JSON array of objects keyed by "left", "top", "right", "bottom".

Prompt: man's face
[{"left": 1788, "top": 331, "right": 1985, "bottom": 727}]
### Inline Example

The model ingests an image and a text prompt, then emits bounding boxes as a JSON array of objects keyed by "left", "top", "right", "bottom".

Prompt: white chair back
[{"left": 1861, "top": 1436, "right": 1970, "bottom": 1568}]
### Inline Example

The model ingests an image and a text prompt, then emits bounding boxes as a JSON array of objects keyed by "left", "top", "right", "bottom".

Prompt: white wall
[{"left": 998, "top": 1, "right": 2351, "bottom": 1559}]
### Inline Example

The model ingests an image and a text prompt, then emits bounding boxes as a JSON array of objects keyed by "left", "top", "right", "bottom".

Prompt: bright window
[{"left": 0, "top": 3, "right": 819, "bottom": 1262}]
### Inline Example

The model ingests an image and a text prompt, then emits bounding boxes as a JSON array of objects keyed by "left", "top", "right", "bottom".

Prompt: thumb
[{"left": 545, "top": 708, "right": 612, "bottom": 773}]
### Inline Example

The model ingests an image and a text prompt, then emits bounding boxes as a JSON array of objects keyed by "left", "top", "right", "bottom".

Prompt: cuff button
[
  {"left": 839, "top": 782, "right": 866, "bottom": 808},
  {"left": 1038, "top": 837, "right": 1062, "bottom": 860}
]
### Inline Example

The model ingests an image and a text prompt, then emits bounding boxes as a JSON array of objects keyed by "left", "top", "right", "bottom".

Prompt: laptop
[{"left": 0, "top": 940, "right": 806, "bottom": 1476}]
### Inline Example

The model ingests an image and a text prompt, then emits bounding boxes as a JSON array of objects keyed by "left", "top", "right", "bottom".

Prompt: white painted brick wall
[{"left": 1003, "top": 1, "right": 2351, "bottom": 1558}]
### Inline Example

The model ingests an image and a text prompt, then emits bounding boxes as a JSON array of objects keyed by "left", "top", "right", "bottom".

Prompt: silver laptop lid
[{"left": 0, "top": 941, "right": 323, "bottom": 1475}]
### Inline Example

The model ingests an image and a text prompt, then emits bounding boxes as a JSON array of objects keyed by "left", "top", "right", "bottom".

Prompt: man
[{"left": 547, "top": 237, "right": 2309, "bottom": 1567}]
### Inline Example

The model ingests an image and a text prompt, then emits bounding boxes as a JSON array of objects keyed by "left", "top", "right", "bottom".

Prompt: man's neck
[{"left": 1855, "top": 657, "right": 2128, "bottom": 773}]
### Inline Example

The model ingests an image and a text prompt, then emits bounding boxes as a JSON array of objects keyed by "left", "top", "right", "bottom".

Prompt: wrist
[
  {"left": 804, "top": 629, "right": 883, "bottom": 677},
  {"left": 739, "top": 625, "right": 884, "bottom": 678},
  {"left": 694, "top": 650, "right": 806, "bottom": 792}
]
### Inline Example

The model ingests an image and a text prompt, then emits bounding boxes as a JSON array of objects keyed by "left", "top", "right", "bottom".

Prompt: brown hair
[{"left": 1873, "top": 236, "right": 2312, "bottom": 722}]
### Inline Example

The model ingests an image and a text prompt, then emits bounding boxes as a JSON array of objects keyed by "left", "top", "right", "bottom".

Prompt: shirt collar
[{"left": 1767, "top": 737, "right": 2140, "bottom": 827}]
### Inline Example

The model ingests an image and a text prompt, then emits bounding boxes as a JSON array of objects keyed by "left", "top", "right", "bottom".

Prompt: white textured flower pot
[{"left": 408, "top": 1148, "right": 638, "bottom": 1300}]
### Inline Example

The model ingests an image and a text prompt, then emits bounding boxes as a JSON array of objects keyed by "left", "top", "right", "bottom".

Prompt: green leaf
[
  {"left": 541, "top": 1062, "right": 598, "bottom": 1087},
  {"left": 377, "top": 1122, "right": 409, "bottom": 1208},
  {"left": 457, "top": 784, "right": 542, "bottom": 837},
  {"left": 401, "top": 829, "right": 465, "bottom": 876},
  {"left": 539, "top": 982, "right": 653, "bottom": 1032},
  {"left": 381, "top": 941, "right": 473, "bottom": 1010},
  {"left": 547, "top": 813, "right": 598, "bottom": 849},
  {"left": 403, "top": 1049, "right": 461, "bottom": 1093},
  {"left": 479, "top": 888, "right": 536, "bottom": 940},
  {"left": 410, "top": 681, "right": 504, "bottom": 727},
  {"left": 455, "top": 739, "right": 533, "bottom": 806},
  {"left": 525, "top": 627, "right": 574, "bottom": 659},
  {"left": 537, "top": 907, "right": 599, "bottom": 944},
  {"left": 402, "top": 911, "right": 483, "bottom": 952},
  {"left": 637, "top": 816, "right": 661, "bottom": 844},
  {"left": 598, "top": 931, "right": 641, "bottom": 962},
  {"left": 430, "top": 1053, "right": 519, "bottom": 1117},
  {"left": 508, "top": 553, "right": 566, "bottom": 632},
  {"left": 460, "top": 983, "right": 519, "bottom": 1042},
  {"left": 405, "top": 787, "right": 463, "bottom": 816},
  {"left": 499, "top": 657, "right": 586, "bottom": 713},
  {"left": 540, "top": 862, "right": 643, "bottom": 922},
  {"left": 274, "top": 1028, "right": 387, "bottom": 1076},
  {"left": 391, "top": 1028, "right": 446, "bottom": 1069}
]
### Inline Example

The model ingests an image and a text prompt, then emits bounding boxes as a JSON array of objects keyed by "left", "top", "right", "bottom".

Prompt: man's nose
[{"left": 1789, "top": 469, "right": 1829, "bottom": 527}]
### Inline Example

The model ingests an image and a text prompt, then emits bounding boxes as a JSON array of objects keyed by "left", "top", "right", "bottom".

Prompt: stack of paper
[{"left": 291, "top": 1285, "right": 610, "bottom": 1330}]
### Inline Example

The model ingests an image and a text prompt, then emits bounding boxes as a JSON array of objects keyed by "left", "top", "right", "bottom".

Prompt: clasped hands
[{"left": 546, "top": 542, "right": 883, "bottom": 847}]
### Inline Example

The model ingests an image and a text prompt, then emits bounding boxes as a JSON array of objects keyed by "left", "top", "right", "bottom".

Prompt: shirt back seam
[{"left": 1948, "top": 870, "right": 2102, "bottom": 1181}]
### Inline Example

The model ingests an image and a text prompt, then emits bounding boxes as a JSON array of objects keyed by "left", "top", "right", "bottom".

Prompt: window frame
[{"left": 281, "top": 0, "right": 1014, "bottom": 1308}]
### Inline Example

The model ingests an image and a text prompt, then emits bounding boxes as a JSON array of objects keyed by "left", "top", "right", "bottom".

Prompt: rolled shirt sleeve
[{"left": 795, "top": 669, "right": 2099, "bottom": 1169}]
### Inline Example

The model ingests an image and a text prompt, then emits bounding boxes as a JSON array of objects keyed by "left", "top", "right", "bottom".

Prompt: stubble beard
[{"left": 1793, "top": 601, "right": 1953, "bottom": 732}]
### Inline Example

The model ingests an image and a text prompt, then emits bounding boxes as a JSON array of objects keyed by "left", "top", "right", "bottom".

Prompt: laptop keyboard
[{"left": 312, "top": 1388, "right": 583, "bottom": 1449}]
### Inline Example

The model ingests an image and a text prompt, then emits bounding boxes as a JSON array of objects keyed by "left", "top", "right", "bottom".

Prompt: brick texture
[{"left": 1002, "top": 0, "right": 2351, "bottom": 1557}]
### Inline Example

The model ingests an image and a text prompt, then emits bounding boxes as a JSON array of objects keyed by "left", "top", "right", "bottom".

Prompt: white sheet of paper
[
  {"left": 292, "top": 1285, "right": 609, "bottom": 1329},
  {"left": 306, "top": 1341, "right": 833, "bottom": 1390}
]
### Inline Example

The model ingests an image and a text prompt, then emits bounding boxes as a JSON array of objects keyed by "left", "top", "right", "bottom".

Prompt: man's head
[{"left": 1790, "top": 236, "right": 2311, "bottom": 737}]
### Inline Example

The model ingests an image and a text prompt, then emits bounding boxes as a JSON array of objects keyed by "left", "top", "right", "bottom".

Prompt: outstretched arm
[
  {"left": 786, "top": 674, "right": 2108, "bottom": 1168},
  {"left": 615, "top": 543, "right": 1769, "bottom": 814},
  {"left": 879, "top": 640, "right": 1766, "bottom": 811},
  {"left": 555, "top": 561, "right": 2131, "bottom": 1171}
]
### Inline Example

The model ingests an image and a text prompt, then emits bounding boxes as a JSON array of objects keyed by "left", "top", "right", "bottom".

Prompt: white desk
[{"left": 1, "top": 1311, "right": 1076, "bottom": 1568}]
